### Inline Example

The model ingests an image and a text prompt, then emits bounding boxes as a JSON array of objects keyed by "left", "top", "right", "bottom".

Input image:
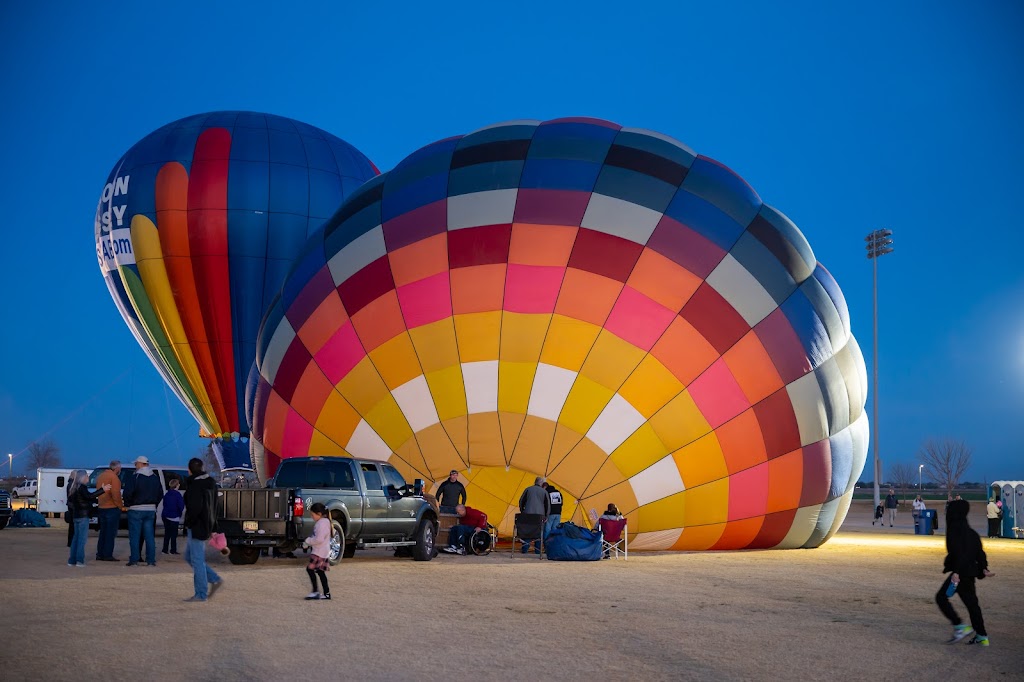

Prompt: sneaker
[
  {"left": 948, "top": 624, "right": 974, "bottom": 644},
  {"left": 454, "top": 546, "right": 465, "bottom": 555},
  {"left": 125, "top": 562, "right": 139, "bottom": 567},
  {"left": 75, "top": 563, "right": 86, "bottom": 567},
  {"left": 439, "top": 546, "right": 459, "bottom": 554},
  {"left": 319, "top": 593, "right": 331, "bottom": 600},
  {"left": 146, "top": 562, "right": 157, "bottom": 567},
  {"left": 183, "top": 596, "right": 206, "bottom": 602},
  {"left": 208, "top": 581, "right": 223, "bottom": 599},
  {"left": 304, "top": 592, "right": 321, "bottom": 600},
  {"left": 968, "top": 635, "right": 990, "bottom": 647}
]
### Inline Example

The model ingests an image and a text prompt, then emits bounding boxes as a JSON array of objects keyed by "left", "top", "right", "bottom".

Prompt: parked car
[
  {"left": 0, "top": 490, "right": 12, "bottom": 529},
  {"left": 217, "top": 456, "right": 437, "bottom": 565},
  {"left": 11, "top": 479, "right": 37, "bottom": 498}
]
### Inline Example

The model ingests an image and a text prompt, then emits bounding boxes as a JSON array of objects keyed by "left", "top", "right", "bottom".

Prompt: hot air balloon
[
  {"left": 94, "top": 111, "right": 378, "bottom": 467},
  {"left": 250, "top": 118, "right": 868, "bottom": 550}
]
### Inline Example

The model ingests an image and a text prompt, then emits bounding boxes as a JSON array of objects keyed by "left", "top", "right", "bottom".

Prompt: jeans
[
  {"left": 97, "top": 507, "right": 120, "bottom": 559},
  {"left": 544, "top": 514, "right": 561, "bottom": 538},
  {"left": 448, "top": 525, "right": 473, "bottom": 548},
  {"left": 162, "top": 519, "right": 180, "bottom": 553},
  {"left": 128, "top": 509, "right": 156, "bottom": 564},
  {"left": 186, "top": 530, "right": 221, "bottom": 600},
  {"left": 68, "top": 517, "right": 89, "bottom": 564}
]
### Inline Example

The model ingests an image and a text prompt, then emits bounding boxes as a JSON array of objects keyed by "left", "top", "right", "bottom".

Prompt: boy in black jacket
[{"left": 936, "top": 499, "right": 994, "bottom": 646}]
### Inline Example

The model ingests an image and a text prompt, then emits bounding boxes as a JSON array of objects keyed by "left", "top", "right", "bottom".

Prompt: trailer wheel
[{"left": 227, "top": 546, "right": 261, "bottom": 565}]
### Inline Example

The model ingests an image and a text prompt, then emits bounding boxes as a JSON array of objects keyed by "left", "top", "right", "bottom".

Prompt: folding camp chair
[
  {"left": 597, "top": 517, "right": 628, "bottom": 560},
  {"left": 511, "top": 513, "right": 545, "bottom": 558}
]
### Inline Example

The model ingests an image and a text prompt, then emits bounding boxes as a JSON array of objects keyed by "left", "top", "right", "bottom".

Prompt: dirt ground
[{"left": 1, "top": 501, "right": 1021, "bottom": 681}]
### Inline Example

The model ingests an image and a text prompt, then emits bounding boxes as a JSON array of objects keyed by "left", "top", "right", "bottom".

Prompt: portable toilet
[{"left": 991, "top": 481, "right": 1024, "bottom": 539}]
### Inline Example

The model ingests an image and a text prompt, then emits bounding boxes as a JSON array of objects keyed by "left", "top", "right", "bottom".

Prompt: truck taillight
[{"left": 293, "top": 497, "right": 304, "bottom": 517}]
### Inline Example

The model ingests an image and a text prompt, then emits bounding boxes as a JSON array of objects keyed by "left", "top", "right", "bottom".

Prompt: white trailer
[{"left": 36, "top": 468, "right": 75, "bottom": 517}]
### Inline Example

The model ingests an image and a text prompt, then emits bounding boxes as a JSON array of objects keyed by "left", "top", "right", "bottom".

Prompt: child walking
[
  {"left": 304, "top": 502, "right": 332, "bottom": 601},
  {"left": 936, "top": 499, "right": 994, "bottom": 646}
]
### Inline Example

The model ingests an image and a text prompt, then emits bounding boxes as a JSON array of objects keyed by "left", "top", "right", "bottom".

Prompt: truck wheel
[
  {"left": 413, "top": 518, "right": 435, "bottom": 561},
  {"left": 227, "top": 546, "right": 261, "bottom": 565},
  {"left": 0, "top": 517, "right": 8, "bottom": 530},
  {"left": 328, "top": 519, "right": 346, "bottom": 566}
]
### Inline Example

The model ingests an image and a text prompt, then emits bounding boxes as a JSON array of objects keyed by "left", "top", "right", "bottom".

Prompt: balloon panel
[
  {"left": 95, "top": 112, "right": 378, "bottom": 466},
  {"left": 251, "top": 118, "right": 867, "bottom": 547}
]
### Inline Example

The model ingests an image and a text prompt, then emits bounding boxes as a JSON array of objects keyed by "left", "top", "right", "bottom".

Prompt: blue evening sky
[{"left": 1, "top": 1, "right": 1021, "bottom": 481}]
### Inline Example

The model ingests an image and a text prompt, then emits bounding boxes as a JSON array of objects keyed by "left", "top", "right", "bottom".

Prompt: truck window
[
  {"left": 324, "top": 461, "right": 356, "bottom": 490},
  {"left": 360, "top": 463, "right": 384, "bottom": 492},
  {"left": 274, "top": 461, "right": 306, "bottom": 488},
  {"left": 381, "top": 465, "right": 406, "bottom": 490}
]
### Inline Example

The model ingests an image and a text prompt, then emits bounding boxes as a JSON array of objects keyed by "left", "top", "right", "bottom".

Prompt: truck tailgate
[{"left": 217, "top": 489, "right": 292, "bottom": 539}]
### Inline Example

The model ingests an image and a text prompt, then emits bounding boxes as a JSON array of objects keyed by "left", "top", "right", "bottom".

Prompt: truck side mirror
[
  {"left": 385, "top": 484, "right": 401, "bottom": 501},
  {"left": 413, "top": 479, "right": 424, "bottom": 496}
]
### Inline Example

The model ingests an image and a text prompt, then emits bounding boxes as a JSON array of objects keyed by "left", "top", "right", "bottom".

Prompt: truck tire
[
  {"left": 227, "top": 546, "right": 261, "bottom": 565},
  {"left": 328, "top": 519, "right": 346, "bottom": 566},
  {"left": 0, "top": 517, "right": 8, "bottom": 530},
  {"left": 413, "top": 518, "right": 435, "bottom": 561}
]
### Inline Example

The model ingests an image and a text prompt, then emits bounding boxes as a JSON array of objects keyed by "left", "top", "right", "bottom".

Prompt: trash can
[{"left": 920, "top": 509, "right": 936, "bottom": 535}]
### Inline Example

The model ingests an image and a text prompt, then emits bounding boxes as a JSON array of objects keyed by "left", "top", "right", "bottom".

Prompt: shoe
[
  {"left": 439, "top": 546, "right": 458, "bottom": 554},
  {"left": 67, "top": 562, "right": 74, "bottom": 567},
  {"left": 967, "top": 635, "right": 990, "bottom": 647},
  {"left": 161, "top": 550, "right": 169, "bottom": 555},
  {"left": 320, "top": 594, "right": 331, "bottom": 600},
  {"left": 126, "top": 562, "right": 139, "bottom": 566},
  {"left": 454, "top": 546, "right": 465, "bottom": 555},
  {"left": 208, "top": 581, "right": 223, "bottom": 599},
  {"left": 305, "top": 592, "right": 321, "bottom": 600},
  {"left": 183, "top": 596, "right": 206, "bottom": 602},
  {"left": 890, "top": 524, "right": 893, "bottom": 527},
  {"left": 170, "top": 551, "right": 179, "bottom": 555},
  {"left": 947, "top": 624, "right": 974, "bottom": 644},
  {"left": 146, "top": 562, "right": 157, "bottom": 567},
  {"left": 76, "top": 562, "right": 86, "bottom": 567}
]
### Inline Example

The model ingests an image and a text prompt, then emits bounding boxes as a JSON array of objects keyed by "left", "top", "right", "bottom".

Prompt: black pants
[
  {"left": 162, "top": 519, "right": 179, "bottom": 553},
  {"left": 936, "top": 575, "right": 986, "bottom": 636},
  {"left": 307, "top": 567, "right": 330, "bottom": 595},
  {"left": 987, "top": 518, "right": 1001, "bottom": 538}
]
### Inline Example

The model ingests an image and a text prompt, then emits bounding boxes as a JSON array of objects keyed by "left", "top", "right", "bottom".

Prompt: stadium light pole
[
  {"left": 7, "top": 453, "right": 11, "bottom": 478},
  {"left": 919, "top": 463, "right": 924, "bottom": 492},
  {"left": 866, "top": 229, "right": 894, "bottom": 510}
]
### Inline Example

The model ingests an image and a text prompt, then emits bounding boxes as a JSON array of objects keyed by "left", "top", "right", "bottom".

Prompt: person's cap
[
  {"left": 449, "top": 470, "right": 459, "bottom": 475},
  {"left": 134, "top": 455, "right": 149, "bottom": 465}
]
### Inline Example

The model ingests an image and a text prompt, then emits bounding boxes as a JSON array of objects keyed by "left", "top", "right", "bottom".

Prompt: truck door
[
  {"left": 357, "top": 463, "right": 389, "bottom": 539},
  {"left": 382, "top": 463, "right": 419, "bottom": 537}
]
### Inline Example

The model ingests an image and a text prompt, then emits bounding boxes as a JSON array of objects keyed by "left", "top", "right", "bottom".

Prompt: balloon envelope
[
  {"left": 95, "top": 111, "right": 378, "bottom": 467},
  {"left": 251, "top": 118, "right": 867, "bottom": 548}
]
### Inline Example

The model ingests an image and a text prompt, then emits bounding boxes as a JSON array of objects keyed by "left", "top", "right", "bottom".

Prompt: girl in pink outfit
[{"left": 304, "top": 502, "right": 332, "bottom": 600}]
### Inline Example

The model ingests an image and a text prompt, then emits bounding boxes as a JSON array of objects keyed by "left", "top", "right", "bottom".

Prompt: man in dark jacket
[
  {"left": 182, "top": 457, "right": 223, "bottom": 602},
  {"left": 518, "top": 477, "right": 551, "bottom": 554},
  {"left": 936, "top": 499, "right": 994, "bottom": 646},
  {"left": 436, "top": 470, "right": 467, "bottom": 513},
  {"left": 123, "top": 456, "right": 163, "bottom": 566}
]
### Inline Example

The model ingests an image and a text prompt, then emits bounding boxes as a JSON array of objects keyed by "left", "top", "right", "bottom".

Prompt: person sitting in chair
[
  {"left": 440, "top": 504, "right": 487, "bottom": 555},
  {"left": 597, "top": 503, "right": 624, "bottom": 559}
]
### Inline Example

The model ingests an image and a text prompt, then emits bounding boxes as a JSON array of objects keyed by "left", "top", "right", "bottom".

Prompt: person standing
[
  {"left": 183, "top": 457, "right": 223, "bottom": 602},
  {"left": 122, "top": 456, "right": 163, "bottom": 567},
  {"left": 936, "top": 499, "right": 993, "bottom": 646},
  {"left": 542, "top": 481, "right": 563, "bottom": 538},
  {"left": 436, "top": 470, "right": 467, "bottom": 513},
  {"left": 518, "top": 476, "right": 551, "bottom": 554},
  {"left": 912, "top": 495, "right": 926, "bottom": 531},
  {"left": 161, "top": 478, "right": 185, "bottom": 555},
  {"left": 95, "top": 460, "right": 125, "bottom": 562},
  {"left": 986, "top": 498, "right": 1001, "bottom": 539},
  {"left": 66, "top": 470, "right": 111, "bottom": 567},
  {"left": 302, "top": 502, "right": 332, "bottom": 600},
  {"left": 884, "top": 488, "right": 898, "bottom": 527}
]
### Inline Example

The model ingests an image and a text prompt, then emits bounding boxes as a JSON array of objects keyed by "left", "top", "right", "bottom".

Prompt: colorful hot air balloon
[
  {"left": 94, "top": 111, "right": 378, "bottom": 467},
  {"left": 250, "top": 118, "right": 868, "bottom": 550}
]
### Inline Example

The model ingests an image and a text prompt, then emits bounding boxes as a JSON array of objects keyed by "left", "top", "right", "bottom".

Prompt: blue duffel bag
[{"left": 545, "top": 522, "right": 602, "bottom": 561}]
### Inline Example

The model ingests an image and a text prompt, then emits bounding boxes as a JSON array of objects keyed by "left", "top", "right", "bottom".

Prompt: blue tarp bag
[
  {"left": 545, "top": 522, "right": 602, "bottom": 561},
  {"left": 10, "top": 508, "right": 50, "bottom": 527}
]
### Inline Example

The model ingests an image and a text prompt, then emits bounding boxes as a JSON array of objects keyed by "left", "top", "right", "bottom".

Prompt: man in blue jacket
[{"left": 123, "top": 456, "right": 163, "bottom": 566}]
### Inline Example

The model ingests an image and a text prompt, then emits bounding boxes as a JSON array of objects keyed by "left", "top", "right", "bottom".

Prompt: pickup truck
[{"left": 217, "top": 456, "right": 438, "bottom": 565}]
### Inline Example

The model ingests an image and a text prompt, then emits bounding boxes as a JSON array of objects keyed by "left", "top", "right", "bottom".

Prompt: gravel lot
[{"left": 0, "top": 501, "right": 1021, "bottom": 681}]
